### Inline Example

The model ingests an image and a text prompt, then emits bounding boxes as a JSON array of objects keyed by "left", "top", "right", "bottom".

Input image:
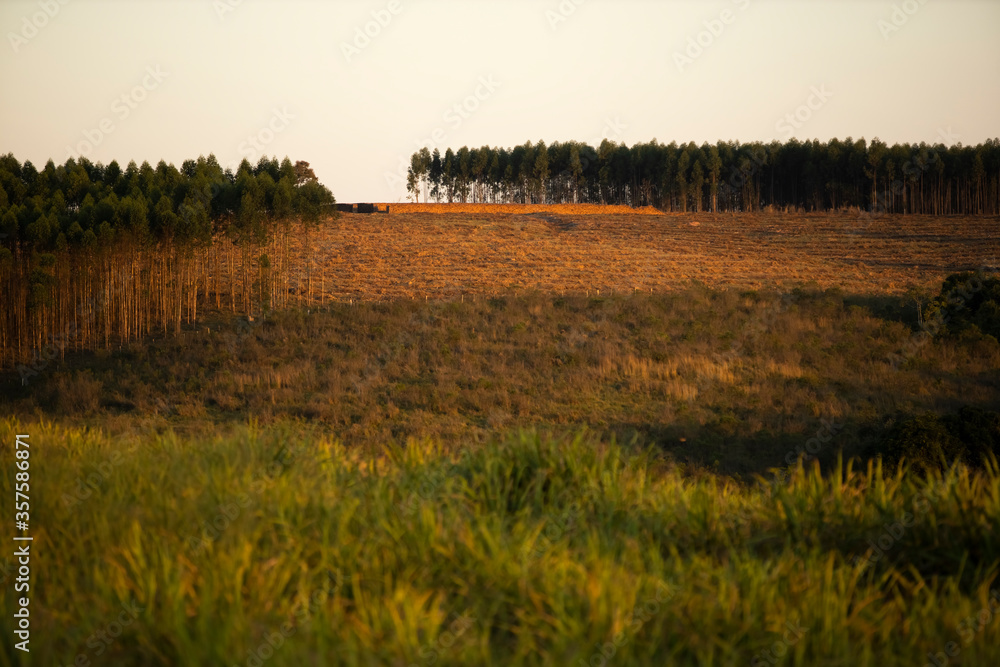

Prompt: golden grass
[
  {"left": 287, "top": 212, "right": 998, "bottom": 302},
  {"left": 376, "top": 203, "right": 665, "bottom": 215}
]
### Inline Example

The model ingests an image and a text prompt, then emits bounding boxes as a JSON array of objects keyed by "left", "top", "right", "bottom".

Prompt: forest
[
  {"left": 0, "top": 154, "right": 335, "bottom": 372},
  {"left": 406, "top": 137, "right": 1000, "bottom": 214}
]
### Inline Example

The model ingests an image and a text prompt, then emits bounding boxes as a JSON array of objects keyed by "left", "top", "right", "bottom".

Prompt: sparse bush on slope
[
  {"left": 880, "top": 407, "right": 1000, "bottom": 473},
  {"left": 923, "top": 271, "right": 1000, "bottom": 341}
]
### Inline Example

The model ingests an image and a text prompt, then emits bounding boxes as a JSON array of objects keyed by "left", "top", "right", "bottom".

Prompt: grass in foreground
[{"left": 2, "top": 419, "right": 998, "bottom": 666}]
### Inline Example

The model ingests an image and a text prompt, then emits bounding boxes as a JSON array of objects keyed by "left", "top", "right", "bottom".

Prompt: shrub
[
  {"left": 880, "top": 414, "right": 965, "bottom": 473},
  {"left": 880, "top": 407, "right": 1000, "bottom": 473},
  {"left": 923, "top": 271, "right": 1000, "bottom": 340},
  {"left": 53, "top": 371, "right": 103, "bottom": 414},
  {"left": 945, "top": 406, "right": 1000, "bottom": 467}
]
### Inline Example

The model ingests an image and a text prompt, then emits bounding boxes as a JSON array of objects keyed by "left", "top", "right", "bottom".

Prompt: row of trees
[
  {"left": 406, "top": 138, "right": 1000, "bottom": 215},
  {"left": 0, "top": 154, "right": 333, "bottom": 251},
  {"left": 0, "top": 154, "right": 336, "bottom": 372}
]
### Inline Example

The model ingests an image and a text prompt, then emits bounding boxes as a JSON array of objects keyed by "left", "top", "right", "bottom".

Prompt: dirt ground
[{"left": 286, "top": 211, "right": 1000, "bottom": 300}]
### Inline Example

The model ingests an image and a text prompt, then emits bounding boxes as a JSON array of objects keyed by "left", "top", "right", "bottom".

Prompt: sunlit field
[
  {"left": 5, "top": 0, "right": 1000, "bottom": 662},
  {"left": 293, "top": 211, "right": 998, "bottom": 300},
  {"left": 2, "top": 209, "right": 1000, "bottom": 664}
]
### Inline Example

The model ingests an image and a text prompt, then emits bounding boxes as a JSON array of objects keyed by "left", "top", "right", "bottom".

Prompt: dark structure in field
[
  {"left": 331, "top": 204, "right": 389, "bottom": 214},
  {"left": 353, "top": 204, "right": 389, "bottom": 214}
]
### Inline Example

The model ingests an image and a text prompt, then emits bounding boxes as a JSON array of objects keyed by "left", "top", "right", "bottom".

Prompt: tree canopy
[
  {"left": 0, "top": 154, "right": 336, "bottom": 253},
  {"left": 406, "top": 138, "right": 1000, "bottom": 215}
]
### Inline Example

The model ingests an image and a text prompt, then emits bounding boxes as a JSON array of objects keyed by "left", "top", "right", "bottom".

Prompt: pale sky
[{"left": 1, "top": 0, "right": 998, "bottom": 202}]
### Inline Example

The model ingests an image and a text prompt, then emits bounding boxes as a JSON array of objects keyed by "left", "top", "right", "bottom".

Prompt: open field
[
  {"left": 5, "top": 284, "right": 1000, "bottom": 474},
  {"left": 373, "top": 203, "right": 666, "bottom": 215},
  {"left": 2, "top": 212, "right": 1000, "bottom": 666},
  {"left": 291, "top": 212, "right": 1000, "bottom": 301},
  {"left": 7, "top": 1, "right": 999, "bottom": 663}
]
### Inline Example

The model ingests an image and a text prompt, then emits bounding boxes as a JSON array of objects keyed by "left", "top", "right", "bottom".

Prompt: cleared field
[
  {"left": 375, "top": 203, "right": 665, "bottom": 215},
  {"left": 291, "top": 211, "right": 999, "bottom": 301}
]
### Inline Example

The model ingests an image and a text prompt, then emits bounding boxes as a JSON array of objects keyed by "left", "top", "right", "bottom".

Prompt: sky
[{"left": 1, "top": 0, "right": 998, "bottom": 202}]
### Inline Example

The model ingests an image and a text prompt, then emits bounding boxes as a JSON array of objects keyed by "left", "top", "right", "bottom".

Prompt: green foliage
[
  {"left": 407, "top": 138, "right": 1000, "bottom": 212},
  {"left": 294, "top": 179, "right": 335, "bottom": 226},
  {"left": 880, "top": 407, "right": 1000, "bottom": 473},
  {"left": 153, "top": 194, "right": 180, "bottom": 239},
  {"left": 0, "top": 207, "right": 16, "bottom": 238},
  {"left": 923, "top": 271, "right": 1000, "bottom": 340},
  {"left": 2, "top": 417, "right": 1000, "bottom": 666},
  {"left": 26, "top": 254, "right": 57, "bottom": 310},
  {"left": 880, "top": 414, "right": 965, "bottom": 474},
  {"left": 946, "top": 406, "right": 1000, "bottom": 466},
  {"left": 0, "top": 153, "right": 338, "bottom": 252}
]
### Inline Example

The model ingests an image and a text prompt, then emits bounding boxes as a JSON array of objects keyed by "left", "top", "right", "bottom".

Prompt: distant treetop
[{"left": 0, "top": 154, "right": 337, "bottom": 252}]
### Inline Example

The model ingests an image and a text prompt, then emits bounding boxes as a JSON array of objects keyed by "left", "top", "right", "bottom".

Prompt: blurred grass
[{"left": 1, "top": 420, "right": 999, "bottom": 666}]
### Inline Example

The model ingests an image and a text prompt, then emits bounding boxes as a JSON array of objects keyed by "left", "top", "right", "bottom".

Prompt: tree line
[
  {"left": 0, "top": 154, "right": 336, "bottom": 373},
  {"left": 406, "top": 137, "right": 1000, "bottom": 215}
]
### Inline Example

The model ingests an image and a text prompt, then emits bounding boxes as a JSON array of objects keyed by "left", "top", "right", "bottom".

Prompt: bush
[
  {"left": 880, "top": 414, "right": 965, "bottom": 473},
  {"left": 945, "top": 406, "right": 1000, "bottom": 467},
  {"left": 53, "top": 371, "right": 103, "bottom": 414},
  {"left": 923, "top": 271, "right": 1000, "bottom": 340},
  {"left": 880, "top": 407, "right": 1000, "bottom": 473}
]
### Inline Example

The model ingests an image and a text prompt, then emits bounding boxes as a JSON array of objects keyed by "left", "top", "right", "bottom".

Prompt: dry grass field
[
  {"left": 5, "top": 208, "right": 1000, "bottom": 667},
  {"left": 375, "top": 203, "right": 665, "bottom": 215},
  {"left": 288, "top": 210, "right": 999, "bottom": 301}
]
